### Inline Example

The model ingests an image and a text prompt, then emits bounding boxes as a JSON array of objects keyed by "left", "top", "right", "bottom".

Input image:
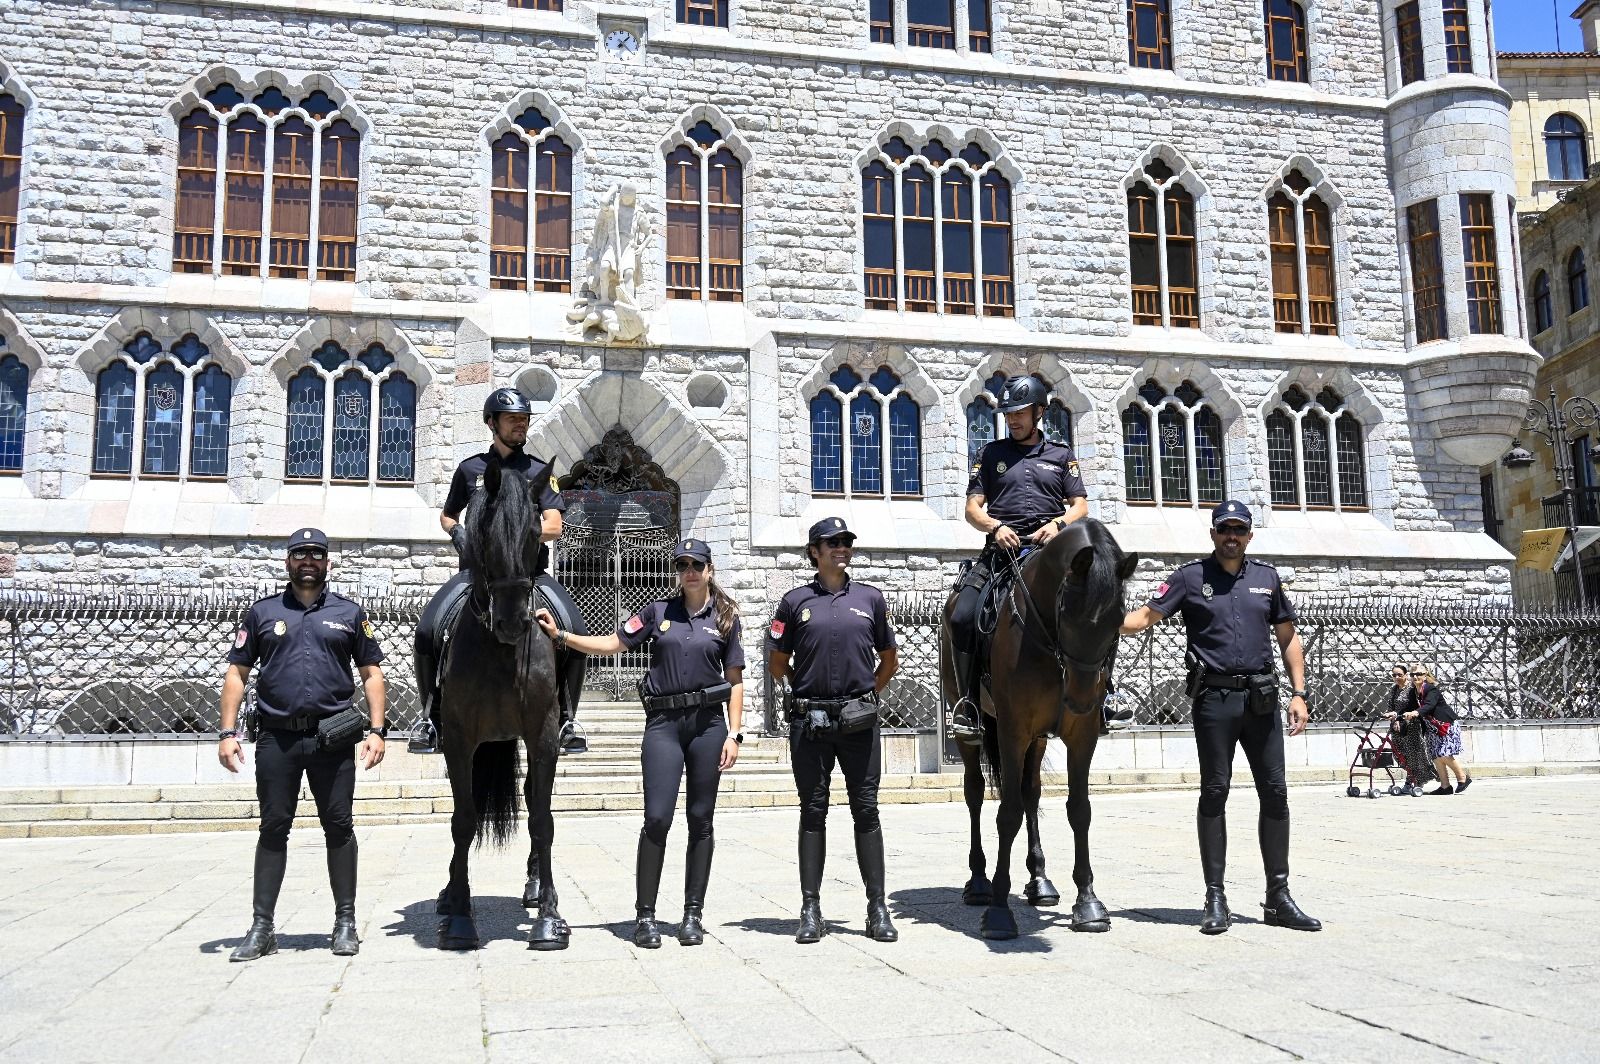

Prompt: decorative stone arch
[
  {"left": 1261, "top": 154, "right": 1353, "bottom": 337},
  {"left": 514, "top": 363, "right": 561, "bottom": 416},
  {"left": 476, "top": 90, "right": 586, "bottom": 297},
  {"left": 1109, "top": 357, "right": 1248, "bottom": 510},
  {"left": 1257, "top": 364, "right": 1395, "bottom": 523},
  {"left": 262, "top": 317, "right": 440, "bottom": 503},
  {"left": 525, "top": 371, "right": 738, "bottom": 547},
  {"left": 0, "top": 60, "right": 39, "bottom": 276},
  {"left": 156, "top": 66, "right": 373, "bottom": 280},
  {"left": 0, "top": 305, "right": 48, "bottom": 494},
  {"left": 654, "top": 104, "right": 754, "bottom": 303},
  {"left": 1122, "top": 144, "right": 1218, "bottom": 330}
]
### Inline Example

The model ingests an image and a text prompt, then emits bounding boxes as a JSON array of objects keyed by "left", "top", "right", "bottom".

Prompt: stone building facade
[
  {"left": 1500, "top": 2, "right": 1600, "bottom": 214},
  {"left": 0, "top": 0, "right": 1540, "bottom": 643}
]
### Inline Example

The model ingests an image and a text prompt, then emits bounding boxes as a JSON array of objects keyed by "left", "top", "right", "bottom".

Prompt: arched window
[
  {"left": 1546, "top": 114, "right": 1590, "bottom": 182},
  {"left": 1264, "top": 0, "right": 1308, "bottom": 82},
  {"left": 282, "top": 340, "right": 415, "bottom": 485},
  {"left": 491, "top": 107, "right": 572, "bottom": 292},
  {"left": 964, "top": 371, "right": 1075, "bottom": 466},
  {"left": 1569, "top": 248, "right": 1589, "bottom": 314},
  {"left": 1531, "top": 271, "right": 1553, "bottom": 334},
  {"left": 0, "top": 348, "right": 27, "bottom": 472},
  {"left": 0, "top": 93, "right": 23, "bottom": 263},
  {"left": 1268, "top": 170, "right": 1338, "bottom": 335},
  {"left": 91, "top": 333, "right": 233, "bottom": 480},
  {"left": 1128, "top": 158, "right": 1200, "bottom": 328},
  {"left": 666, "top": 120, "right": 742, "bottom": 301},
  {"left": 1266, "top": 385, "right": 1367, "bottom": 510},
  {"left": 1127, "top": 0, "right": 1173, "bottom": 69},
  {"left": 862, "top": 136, "right": 1014, "bottom": 317},
  {"left": 172, "top": 83, "right": 361, "bottom": 281},
  {"left": 678, "top": 0, "right": 729, "bottom": 26},
  {"left": 1122, "top": 379, "right": 1224, "bottom": 506},
  {"left": 808, "top": 365, "right": 921, "bottom": 498}
]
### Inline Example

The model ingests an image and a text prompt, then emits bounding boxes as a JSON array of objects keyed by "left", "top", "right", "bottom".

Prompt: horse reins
[
  {"left": 470, "top": 575, "right": 535, "bottom": 633},
  {"left": 1001, "top": 548, "right": 1117, "bottom": 682}
]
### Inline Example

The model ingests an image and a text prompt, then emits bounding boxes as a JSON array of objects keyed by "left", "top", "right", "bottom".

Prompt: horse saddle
[{"left": 432, "top": 575, "right": 590, "bottom": 708}]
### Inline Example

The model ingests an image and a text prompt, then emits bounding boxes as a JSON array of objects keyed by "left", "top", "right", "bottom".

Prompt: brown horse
[{"left": 942, "top": 518, "right": 1137, "bottom": 940}]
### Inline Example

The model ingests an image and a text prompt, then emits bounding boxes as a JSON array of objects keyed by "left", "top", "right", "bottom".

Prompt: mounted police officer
[
  {"left": 950, "top": 375, "right": 1129, "bottom": 741},
  {"left": 218, "top": 528, "right": 388, "bottom": 962},
  {"left": 767, "top": 518, "right": 899, "bottom": 945},
  {"left": 1119, "top": 501, "right": 1321, "bottom": 935},
  {"left": 412, "top": 387, "right": 587, "bottom": 755}
]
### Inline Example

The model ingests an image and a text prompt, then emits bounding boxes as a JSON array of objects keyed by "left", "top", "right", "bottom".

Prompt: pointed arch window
[
  {"left": 491, "top": 107, "right": 573, "bottom": 292},
  {"left": 1127, "top": 0, "right": 1173, "bottom": 69},
  {"left": 1128, "top": 159, "right": 1199, "bottom": 328},
  {"left": 171, "top": 83, "right": 361, "bottom": 281},
  {"left": 1, "top": 93, "right": 23, "bottom": 263},
  {"left": 1264, "top": 0, "right": 1308, "bottom": 82},
  {"left": 1122, "top": 379, "right": 1224, "bottom": 506},
  {"left": 964, "top": 371, "right": 1075, "bottom": 466},
  {"left": 1268, "top": 171, "right": 1338, "bottom": 335},
  {"left": 1531, "top": 270, "right": 1553, "bottom": 334},
  {"left": 1569, "top": 248, "right": 1589, "bottom": 314},
  {"left": 1546, "top": 114, "right": 1589, "bottom": 183},
  {"left": 861, "top": 137, "right": 1014, "bottom": 317},
  {"left": 91, "top": 334, "right": 233, "bottom": 481},
  {"left": 809, "top": 365, "right": 922, "bottom": 498},
  {"left": 283, "top": 340, "right": 416, "bottom": 486},
  {"left": 1266, "top": 386, "right": 1367, "bottom": 511},
  {"left": 0, "top": 348, "right": 27, "bottom": 473},
  {"left": 666, "top": 120, "right": 743, "bottom": 301}
]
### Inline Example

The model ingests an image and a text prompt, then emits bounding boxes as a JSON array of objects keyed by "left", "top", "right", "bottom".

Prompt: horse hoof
[
  {"left": 528, "top": 916, "right": 570, "bottom": 951},
  {"left": 437, "top": 914, "right": 480, "bottom": 951},
  {"left": 980, "top": 905, "right": 1018, "bottom": 941},
  {"left": 1071, "top": 898, "right": 1111, "bottom": 932},
  {"left": 1025, "top": 877, "right": 1061, "bottom": 908},
  {"left": 961, "top": 876, "right": 993, "bottom": 907},
  {"left": 521, "top": 880, "right": 540, "bottom": 909}
]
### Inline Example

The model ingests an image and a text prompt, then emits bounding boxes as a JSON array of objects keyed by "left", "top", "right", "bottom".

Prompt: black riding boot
[
  {"left": 1197, "top": 814, "right": 1230, "bottom": 935},
  {"left": 557, "top": 663, "right": 587, "bottom": 755},
  {"left": 855, "top": 829, "right": 898, "bottom": 942},
  {"left": 1260, "top": 816, "right": 1321, "bottom": 931},
  {"left": 679, "top": 836, "right": 714, "bottom": 946},
  {"left": 633, "top": 831, "right": 666, "bottom": 949},
  {"left": 230, "top": 844, "right": 286, "bottom": 962},
  {"left": 328, "top": 838, "right": 360, "bottom": 956},
  {"left": 795, "top": 829, "right": 827, "bottom": 944},
  {"left": 949, "top": 650, "right": 982, "bottom": 745}
]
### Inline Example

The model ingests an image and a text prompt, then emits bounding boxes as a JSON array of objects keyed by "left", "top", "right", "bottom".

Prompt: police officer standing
[
  {"left": 412, "top": 386, "right": 585, "bottom": 755},
  {"left": 767, "top": 518, "right": 899, "bottom": 944},
  {"left": 1120, "top": 501, "right": 1321, "bottom": 935},
  {"left": 536, "top": 538, "right": 744, "bottom": 949},
  {"left": 951, "top": 375, "right": 1129, "bottom": 739},
  {"left": 219, "top": 528, "right": 388, "bottom": 961}
]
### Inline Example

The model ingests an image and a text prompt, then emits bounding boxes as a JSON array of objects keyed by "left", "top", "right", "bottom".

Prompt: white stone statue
[{"left": 567, "top": 183, "right": 652, "bottom": 344}]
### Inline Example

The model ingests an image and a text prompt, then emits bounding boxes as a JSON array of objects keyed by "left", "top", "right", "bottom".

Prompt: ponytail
[{"left": 707, "top": 575, "right": 740, "bottom": 638}]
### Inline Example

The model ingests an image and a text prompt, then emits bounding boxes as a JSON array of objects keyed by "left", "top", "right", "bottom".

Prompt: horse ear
[
  {"left": 1070, "top": 545, "right": 1094, "bottom": 581},
  {"left": 483, "top": 454, "right": 503, "bottom": 497},
  {"left": 1118, "top": 552, "right": 1139, "bottom": 580}
]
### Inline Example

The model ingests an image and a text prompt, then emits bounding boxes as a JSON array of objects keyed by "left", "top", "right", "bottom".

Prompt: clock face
[{"left": 604, "top": 30, "right": 640, "bottom": 59}]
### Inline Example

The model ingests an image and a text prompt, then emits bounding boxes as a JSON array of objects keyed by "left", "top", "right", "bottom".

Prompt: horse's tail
[
  {"left": 977, "top": 712, "right": 1002, "bottom": 796},
  {"left": 471, "top": 740, "right": 521, "bottom": 848}
]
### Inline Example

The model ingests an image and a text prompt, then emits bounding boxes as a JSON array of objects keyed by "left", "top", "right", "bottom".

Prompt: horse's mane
[
  {"left": 463, "top": 455, "right": 537, "bottom": 580},
  {"left": 1077, "top": 518, "right": 1127, "bottom": 624}
]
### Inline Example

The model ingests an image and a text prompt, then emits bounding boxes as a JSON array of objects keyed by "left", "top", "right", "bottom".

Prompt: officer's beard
[
  {"left": 494, "top": 430, "right": 526, "bottom": 454},
  {"left": 291, "top": 565, "right": 327, "bottom": 589}
]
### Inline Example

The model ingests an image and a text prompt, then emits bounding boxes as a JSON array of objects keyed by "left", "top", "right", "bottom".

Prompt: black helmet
[
  {"left": 998, "top": 375, "right": 1049, "bottom": 414},
  {"left": 482, "top": 387, "right": 533, "bottom": 423}
]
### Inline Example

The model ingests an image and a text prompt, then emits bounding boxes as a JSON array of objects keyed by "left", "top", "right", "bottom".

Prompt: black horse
[
  {"left": 433, "top": 454, "right": 568, "bottom": 951},
  {"left": 941, "top": 519, "right": 1137, "bottom": 940}
]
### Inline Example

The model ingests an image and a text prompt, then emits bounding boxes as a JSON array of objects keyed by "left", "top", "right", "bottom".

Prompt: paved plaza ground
[{"left": 2, "top": 774, "right": 1598, "bottom": 1064}]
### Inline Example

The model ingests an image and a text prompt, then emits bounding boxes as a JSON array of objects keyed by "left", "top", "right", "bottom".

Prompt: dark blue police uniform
[
  {"left": 966, "top": 436, "right": 1086, "bottom": 538},
  {"left": 441, "top": 449, "right": 566, "bottom": 575},
  {"left": 229, "top": 585, "right": 384, "bottom": 851}
]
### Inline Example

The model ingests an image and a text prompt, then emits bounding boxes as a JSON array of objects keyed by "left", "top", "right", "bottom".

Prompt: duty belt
[
  {"left": 1200, "top": 672, "right": 1274, "bottom": 690},
  {"left": 267, "top": 712, "right": 322, "bottom": 734},
  {"left": 790, "top": 692, "right": 876, "bottom": 713},
  {"left": 642, "top": 682, "right": 733, "bottom": 713}
]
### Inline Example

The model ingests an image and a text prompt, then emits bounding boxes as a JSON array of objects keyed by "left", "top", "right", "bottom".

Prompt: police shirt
[
  {"left": 442, "top": 450, "right": 565, "bottom": 573},
  {"left": 617, "top": 596, "right": 747, "bottom": 699},
  {"left": 766, "top": 577, "right": 895, "bottom": 700},
  {"left": 1147, "top": 556, "right": 1296, "bottom": 676},
  {"left": 228, "top": 588, "right": 385, "bottom": 725},
  {"left": 966, "top": 436, "right": 1087, "bottom": 535}
]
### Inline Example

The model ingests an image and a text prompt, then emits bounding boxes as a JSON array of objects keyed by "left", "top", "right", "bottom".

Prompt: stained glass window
[
  {"left": 93, "top": 363, "right": 137, "bottom": 475},
  {"left": 190, "top": 365, "right": 232, "bottom": 477},
  {"left": 0, "top": 352, "right": 27, "bottom": 472}
]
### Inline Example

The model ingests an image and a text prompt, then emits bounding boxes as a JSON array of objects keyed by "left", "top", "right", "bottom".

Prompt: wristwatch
[
  {"left": 368, "top": 725, "right": 388, "bottom": 738},
  {"left": 218, "top": 728, "right": 239, "bottom": 741},
  {"left": 1291, "top": 689, "right": 1310, "bottom": 701},
  {"left": 732, "top": 733, "right": 744, "bottom": 745},
  {"left": 1055, "top": 517, "right": 1068, "bottom": 531}
]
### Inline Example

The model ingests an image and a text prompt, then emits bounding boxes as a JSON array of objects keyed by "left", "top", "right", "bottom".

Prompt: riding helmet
[
  {"left": 998, "top": 375, "right": 1049, "bottom": 414},
  {"left": 482, "top": 387, "right": 534, "bottom": 423}
]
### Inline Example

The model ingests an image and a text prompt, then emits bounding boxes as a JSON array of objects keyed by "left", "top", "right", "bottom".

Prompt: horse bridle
[
  {"left": 1002, "top": 549, "right": 1118, "bottom": 682},
  {"left": 470, "top": 575, "right": 535, "bottom": 634}
]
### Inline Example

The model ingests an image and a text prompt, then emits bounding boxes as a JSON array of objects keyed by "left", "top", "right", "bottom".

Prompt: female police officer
[
  {"left": 767, "top": 518, "right": 899, "bottom": 944},
  {"left": 536, "top": 538, "right": 744, "bottom": 948}
]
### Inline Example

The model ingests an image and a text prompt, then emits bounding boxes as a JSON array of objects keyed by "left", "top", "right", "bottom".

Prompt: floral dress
[{"left": 1415, "top": 684, "right": 1462, "bottom": 759}]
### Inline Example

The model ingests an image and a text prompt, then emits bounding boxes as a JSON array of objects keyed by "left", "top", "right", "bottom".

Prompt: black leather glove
[{"left": 449, "top": 524, "right": 467, "bottom": 555}]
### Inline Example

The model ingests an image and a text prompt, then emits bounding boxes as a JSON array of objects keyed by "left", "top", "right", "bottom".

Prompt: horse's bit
[{"left": 471, "top": 575, "right": 534, "bottom": 633}]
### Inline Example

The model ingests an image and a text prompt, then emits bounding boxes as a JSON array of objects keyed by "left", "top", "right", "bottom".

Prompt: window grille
[
  {"left": 0, "top": 349, "right": 27, "bottom": 472},
  {"left": 964, "top": 371, "right": 1075, "bottom": 466},
  {"left": 1122, "top": 379, "right": 1224, "bottom": 506},
  {"left": 808, "top": 365, "right": 921, "bottom": 498},
  {"left": 282, "top": 340, "right": 415, "bottom": 485},
  {"left": 1265, "top": 385, "right": 1368, "bottom": 511}
]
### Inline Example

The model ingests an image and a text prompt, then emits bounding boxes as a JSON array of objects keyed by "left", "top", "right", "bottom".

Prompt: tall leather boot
[
  {"left": 795, "top": 829, "right": 827, "bottom": 944},
  {"left": 1260, "top": 815, "right": 1321, "bottom": 931},
  {"left": 328, "top": 837, "right": 360, "bottom": 956},
  {"left": 557, "top": 661, "right": 587, "bottom": 756},
  {"left": 1197, "top": 813, "right": 1230, "bottom": 935},
  {"left": 409, "top": 635, "right": 440, "bottom": 753},
  {"left": 633, "top": 831, "right": 665, "bottom": 949},
  {"left": 230, "top": 844, "right": 286, "bottom": 962},
  {"left": 855, "top": 829, "right": 898, "bottom": 942},
  {"left": 678, "top": 835, "right": 714, "bottom": 946},
  {"left": 949, "top": 650, "right": 982, "bottom": 745}
]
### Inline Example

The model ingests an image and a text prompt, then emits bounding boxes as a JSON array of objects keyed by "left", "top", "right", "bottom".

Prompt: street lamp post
[{"left": 1505, "top": 387, "right": 1600, "bottom": 610}]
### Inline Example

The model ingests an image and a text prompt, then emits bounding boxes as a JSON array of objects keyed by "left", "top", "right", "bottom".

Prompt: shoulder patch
[
  {"left": 234, "top": 628, "right": 248, "bottom": 649},
  {"left": 1156, "top": 583, "right": 1169, "bottom": 597},
  {"left": 624, "top": 614, "right": 644, "bottom": 634},
  {"left": 770, "top": 620, "right": 786, "bottom": 638}
]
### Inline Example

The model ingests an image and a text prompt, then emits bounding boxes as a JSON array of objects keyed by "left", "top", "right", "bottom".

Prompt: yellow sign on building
[{"left": 1517, "top": 528, "right": 1568, "bottom": 570}]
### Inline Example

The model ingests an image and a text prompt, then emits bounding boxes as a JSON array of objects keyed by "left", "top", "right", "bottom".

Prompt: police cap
[
  {"left": 287, "top": 527, "right": 329, "bottom": 553},
  {"left": 998, "top": 375, "right": 1049, "bottom": 414},
  {"left": 807, "top": 517, "right": 856, "bottom": 545},
  {"left": 1210, "top": 500, "right": 1254, "bottom": 530},
  {"left": 483, "top": 387, "right": 534, "bottom": 422},
  {"left": 673, "top": 538, "right": 713, "bottom": 564}
]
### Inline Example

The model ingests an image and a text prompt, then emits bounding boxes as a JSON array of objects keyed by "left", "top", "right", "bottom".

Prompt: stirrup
[
  {"left": 408, "top": 718, "right": 440, "bottom": 754},
  {"left": 948, "top": 699, "right": 983, "bottom": 746},
  {"left": 558, "top": 720, "right": 588, "bottom": 756}
]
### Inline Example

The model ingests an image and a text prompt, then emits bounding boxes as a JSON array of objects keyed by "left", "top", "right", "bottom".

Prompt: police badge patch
[
  {"left": 1068, "top": 461, "right": 1081, "bottom": 478},
  {"left": 1201, "top": 583, "right": 1214, "bottom": 598},
  {"left": 801, "top": 608, "right": 811, "bottom": 622},
  {"left": 273, "top": 620, "right": 287, "bottom": 635},
  {"left": 996, "top": 462, "right": 1008, "bottom": 474},
  {"left": 362, "top": 620, "right": 375, "bottom": 639},
  {"left": 659, "top": 620, "right": 671, "bottom": 632}
]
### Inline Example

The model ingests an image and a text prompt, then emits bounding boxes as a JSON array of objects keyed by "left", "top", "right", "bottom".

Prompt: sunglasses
[
  {"left": 288, "top": 549, "right": 328, "bottom": 562},
  {"left": 821, "top": 536, "right": 855, "bottom": 548},
  {"left": 674, "top": 559, "right": 707, "bottom": 572},
  {"left": 1213, "top": 525, "right": 1250, "bottom": 537}
]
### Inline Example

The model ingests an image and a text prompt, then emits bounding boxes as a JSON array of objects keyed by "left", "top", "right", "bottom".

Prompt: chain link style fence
[{"left": 2, "top": 584, "right": 1598, "bottom": 739}]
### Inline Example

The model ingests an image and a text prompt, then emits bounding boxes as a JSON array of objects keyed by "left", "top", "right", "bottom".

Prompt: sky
[{"left": 1495, "top": 0, "right": 1589, "bottom": 52}]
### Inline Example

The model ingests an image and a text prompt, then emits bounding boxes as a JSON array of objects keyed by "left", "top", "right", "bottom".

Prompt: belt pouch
[
  {"left": 317, "top": 706, "right": 369, "bottom": 750},
  {"left": 1246, "top": 674, "right": 1280, "bottom": 717},
  {"left": 835, "top": 697, "right": 879, "bottom": 735},
  {"left": 1184, "top": 651, "right": 1204, "bottom": 699}
]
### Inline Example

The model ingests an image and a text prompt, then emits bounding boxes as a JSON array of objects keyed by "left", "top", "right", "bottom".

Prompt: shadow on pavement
[
  {"left": 1107, "top": 906, "right": 1261, "bottom": 928},
  {"left": 198, "top": 932, "right": 332, "bottom": 955},
  {"left": 889, "top": 886, "right": 1058, "bottom": 952},
  {"left": 382, "top": 894, "right": 530, "bottom": 949}
]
